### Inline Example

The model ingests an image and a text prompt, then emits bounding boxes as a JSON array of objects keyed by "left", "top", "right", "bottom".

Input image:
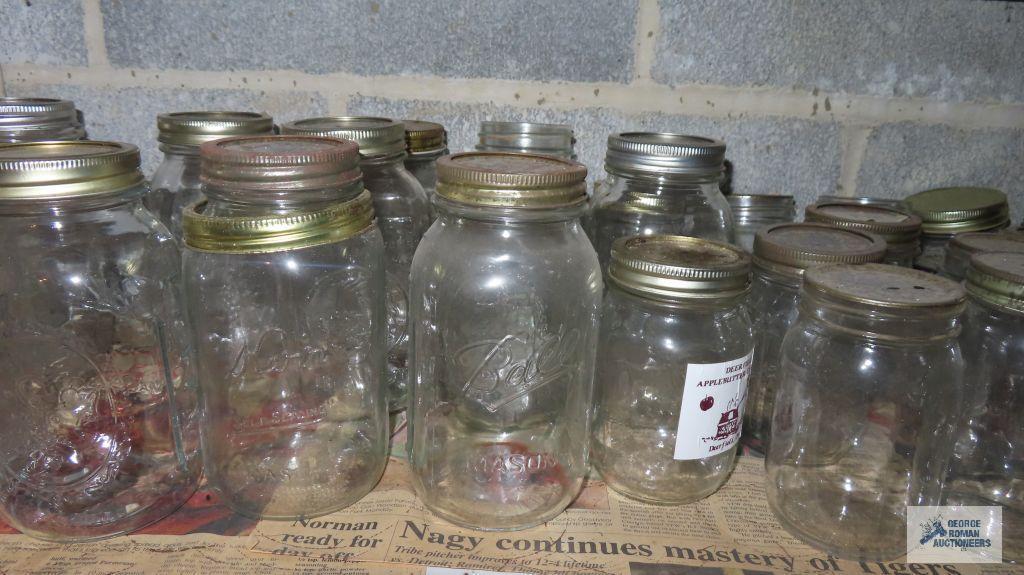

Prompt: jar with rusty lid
[
  {"left": 182, "top": 135, "right": 387, "bottom": 520},
  {"left": 0, "top": 140, "right": 200, "bottom": 541},
  {"left": 905, "top": 187, "right": 1010, "bottom": 272},
  {"left": 744, "top": 223, "right": 886, "bottom": 449},
  {"left": 408, "top": 151, "right": 601, "bottom": 530},
  {"left": 592, "top": 235, "right": 753, "bottom": 505},
  {"left": 805, "top": 202, "right": 922, "bottom": 266},
  {"left": 402, "top": 119, "right": 448, "bottom": 214},
  {"left": 727, "top": 194, "right": 796, "bottom": 252},
  {"left": 767, "top": 264, "right": 965, "bottom": 560},
  {"left": 0, "top": 97, "right": 85, "bottom": 143},
  {"left": 476, "top": 121, "right": 576, "bottom": 159},
  {"left": 942, "top": 231, "right": 1024, "bottom": 282}
]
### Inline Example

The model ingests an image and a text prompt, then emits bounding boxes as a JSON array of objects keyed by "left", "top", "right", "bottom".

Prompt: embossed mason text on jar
[
  {"left": 905, "top": 187, "right": 1010, "bottom": 273},
  {"left": 0, "top": 97, "right": 86, "bottom": 143},
  {"left": 727, "top": 194, "right": 796, "bottom": 253},
  {"left": 805, "top": 202, "right": 922, "bottom": 267}
]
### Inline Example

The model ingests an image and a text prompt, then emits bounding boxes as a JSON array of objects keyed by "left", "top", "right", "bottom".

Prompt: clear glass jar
[
  {"left": 403, "top": 120, "right": 448, "bottom": 221},
  {"left": 182, "top": 135, "right": 387, "bottom": 520},
  {"left": 744, "top": 223, "right": 886, "bottom": 450},
  {"left": 592, "top": 235, "right": 752, "bottom": 504},
  {"left": 816, "top": 194, "right": 908, "bottom": 210},
  {"left": 408, "top": 152, "right": 602, "bottom": 530},
  {"left": 766, "top": 264, "right": 965, "bottom": 561},
  {"left": 0, "top": 97, "right": 86, "bottom": 143},
  {"left": 282, "top": 117, "right": 431, "bottom": 412},
  {"left": 476, "top": 121, "right": 576, "bottom": 159},
  {"left": 905, "top": 187, "right": 1010, "bottom": 273},
  {"left": 805, "top": 202, "right": 922, "bottom": 266},
  {"left": 589, "top": 133, "right": 734, "bottom": 275},
  {"left": 0, "top": 141, "right": 200, "bottom": 541},
  {"left": 727, "top": 194, "right": 796, "bottom": 252},
  {"left": 942, "top": 231, "right": 1024, "bottom": 282},
  {"left": 145, "top": 112, "right": 274, "bottom": 241}
]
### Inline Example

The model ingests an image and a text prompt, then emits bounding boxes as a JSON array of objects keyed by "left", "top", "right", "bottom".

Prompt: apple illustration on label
[{"left": 700, "top": 396, "right": 714, "bottom": 411}]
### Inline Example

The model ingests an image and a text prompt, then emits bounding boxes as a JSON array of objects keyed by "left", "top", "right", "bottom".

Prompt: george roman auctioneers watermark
[{"left": 907, "top": 506, "right": 1002, "bottom": 564}]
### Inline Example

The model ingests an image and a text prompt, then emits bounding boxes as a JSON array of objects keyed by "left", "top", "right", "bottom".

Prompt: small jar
[
  {"left": 805, "top": 202, "right": 922, "bottom": 266},
  {"left": 727, "top": 194, "right": 796, "bottom": 252},
  {"left": 905, "top": 187, "right": 1010, "bottom": 273},
  {"left": 183, "top": 136, "right": 387, "bottom": 520},
  {"left": 767, "top": 264, "right": 965, "bottom": 560},
  {"left": 744, "top": 223, "right": 886, "bottom": 449},
  {"left": 281, "top": 117, "right": 431, "bottom": 411},
  {"left": 408, "top": 152, "right": 601, "bottom": 530},
  {"left": 145, "top": 112, "right": 274, "bottom": 241},
  {"left": 592, "top": 235, "right": 753, "bottom": 505},
  {"left": 942, "top": 231, "right": 1024, "bottom": 282},
  {"left": 476, "top": 121, "right": 576, "bottom": 159},
  {"left": 816, "top": 194, "right": 908, "bottom": 211},
  {"left": 589, "top": 133, "right": 734, "bottom": 275},
  {"left": 0, "top": 141, "right": 200, "bottom": 541},
  {"left": 402, "top": 119, "right": 448, "bottom": 208},
  {"left": 946, "top": 252, "right": 1024, "bottom": 563},
  {"left": 0, "top": 97, "right": 86, "bottom": 143}
]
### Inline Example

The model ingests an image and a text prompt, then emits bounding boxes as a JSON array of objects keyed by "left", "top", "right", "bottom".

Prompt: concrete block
[{"left": 0, "top": 0, "right": 87, "bottom": 67}]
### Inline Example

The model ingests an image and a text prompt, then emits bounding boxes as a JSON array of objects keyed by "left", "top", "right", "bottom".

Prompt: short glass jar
[
  {"left": 726, "top": 194, "right": 796, "bottom": 252},
  {"left": 476, "top": 121, "right": 576, "bottom": 159},
  {"left": 145, "top": 111, "right": 274, "bottom": 241},
  {"left": 905, "top": 187, "right": 1010, "bottom": 273},
  {"left": 402, "top": 119, "right": 448, "bottom": 208},
  {"left": 744, "top": 223, "right": 886, "bottom": 450},
  {"left": 766, "top": 264, "right": 965, "bottom": 561},
  {"left": 408, "top": 151, "right": 602, "bottom": 531},
  {"left": 589, "top": 133, "right": 734, "bottom": 275},
  {"left": 592, "top": 235, "right": 753, "bottom": 505},
  {"left": 183, "top": 135, "right": 387, "bottom": 520},
  {"left": 804, "top": 202, "right": 922, "bottom": 266},
  {"left": 942, "top": 231, "right": 1024, "bottom": 282},
  {"left": 0, "top": 97, "right": 86, "bottom": 143},
  {"left": 0, "top": 141, "right": 200, "bottom": 541},
  {"left": 816, "top": 194, "right": 907, "bottom": 210},
  {"left": 281, "top": 117, "right": 431, "bottom": 412}
]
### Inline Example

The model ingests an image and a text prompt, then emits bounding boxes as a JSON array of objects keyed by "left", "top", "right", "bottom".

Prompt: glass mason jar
[
  {"left": 744, "top": 223, "right": 886, "bottom": 451},
  {"left": 767, "top": 264, "right": 965, "bottom": 561},
  {"left": 589, "top": 133, "right": 734, "bottom": 275},
  {"left": 726, "top": 194, "right": 796, "bottom": 252},
  {"left": 946, "top": 252, "right": 1024, "bottom": 563},
  {"left": 816, "top": 194, "right": 908, "bottom": 211},
  {"left": 592, "top": 235, "right": 753, "bottom": 504},
  {"left": 402, "top": 119, "right": 448, "bottom": 210},
  {"left": 804, "top": 202, "right": 922, "bottom": 266},
  {"left": 0, "top": 97, "right": 86, "bottom": 143},
  {"left": 408, "top": 151, "right": 602, "bottom": 530},
  {"left": 145, "top": 111, "right": 274, "bottom": 241},
  {"left": 476, "top": 121, "right": 576, "bottom": 159},
  {"left": 905, "top": 187, "right": 1010, "bottom": 273},
  {"left": 182, "top": 135, "right": 387, "bottom": 520},
  {"left": 281, "top": 117, "right": 431, "bottom": 412},
  {"left": 0, "top": 141, "right": 200, "bottom": 541},
  {"left": 942, "top": 231, "right": 1024, "bottom": 282}
]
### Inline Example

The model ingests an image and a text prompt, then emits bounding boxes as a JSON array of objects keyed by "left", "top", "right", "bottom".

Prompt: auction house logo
[{"left": 907, "top": 506, "right": 1002, "bottom": 563}]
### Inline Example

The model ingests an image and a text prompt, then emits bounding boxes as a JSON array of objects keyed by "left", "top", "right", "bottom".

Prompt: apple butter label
[{"left": 673, "top": 350, "right": 754, "bottom": 461}]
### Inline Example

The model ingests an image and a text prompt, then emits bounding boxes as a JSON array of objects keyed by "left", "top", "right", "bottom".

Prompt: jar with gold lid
[
  {"left": 942, "top": 231, "right": 1024, "bottom": 282},
  {"left": 183, "top": 135, "right": 387, "bottom": 520},
  {"left": 905, "top": 186, "right": 1010, "bottom": 273},
  {"left": 726, "top": 194, "right": 796, "bottom": 252},
  {"left": 402, "top": 119, "right": 448, "bottom": 209},
  {"left": 476, "top": 121, "right": 576, "bottom": 159},
  {"left": 0, "top": 141, "right": 199, "bottom": 541},
  {"left": 408, "top": 151, "right": 601, "bottom": 530},
  {"left": 804, "top": 202, "right": 922, "bottom": 266},
  {"left": 0, "top": 97, "right": 85, "bottom": 143},
  {"left": 592, "top": 235, "right": 752, "bottom": 504}
]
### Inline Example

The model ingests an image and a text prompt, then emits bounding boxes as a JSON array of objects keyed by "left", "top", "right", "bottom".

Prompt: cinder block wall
[{"left": 2, "top": 0, "right": 1022, "bottom": 219}]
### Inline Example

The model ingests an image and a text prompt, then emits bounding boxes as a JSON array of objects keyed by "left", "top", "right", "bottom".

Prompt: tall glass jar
[
  {"left": 589, "top": 133, "right": 733, "bottom": 275},
  {"left": 942, "top": 231, "right": 1024, "bottom": 282},
  {"left": 726, "top": 194, "right": 796, "bottom": 252},
  {"left": 946, "top": 252, "right": 1024, "bottom": 563},
  {"left": 0, "top": 97, "right": 86, "bottom": 143},
  {"left": 905, "top": 187, "right": 1010, "bottom": 273},
  {"left": 282, "top": 117, "right": 430, "bottom": 412},
  {"left": 476, "top": 121, "right": 576, "bottom": 159},
  {"left": 805, "top": 202, "right": 922, "bottom": 266},
  {"left": 767, "top": 264, "right": 965, "bottom": 560},
  {"left": 592, "top": 235, "right": 752, "bottom": 504},
  {"left": 145, "top": 112, "right": 274, "bottom": 241},
  {"left": 402, "top": 119, "right": 448, "bottom": 209},
  {"left": 744, "top": 223, "right": 886, "bottom": 450},
  {"left": 0, "top": 141, "right": 200, "bottom": 541},
  {"left": 182, "top": 135, "right": 387, "bottom": 520},
  {"left": 408, "top": 152, "right": 601, "bottom": 530}
]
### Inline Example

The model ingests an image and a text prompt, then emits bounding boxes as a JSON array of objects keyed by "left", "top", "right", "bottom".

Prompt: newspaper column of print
[{"left": 674, "top": 351, "right": 754, "bottom": 460}]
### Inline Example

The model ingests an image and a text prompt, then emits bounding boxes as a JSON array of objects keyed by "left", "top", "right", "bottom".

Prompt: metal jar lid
[
  {"left": 905, "top": 187, "right": 1009, "bottom": 235},
  {"left": 157, "top": 111, "right": 274, "bottom": 147},
  {"left": 727, "top": 194, "right": 796, "bottom": 210},
  {"left": 0, "top": 140, "right": 144, "bottom": 201},
  {"left": 477, "top": 121, "right": 575, "bottom": 159},
  {"left": 816, "top": 194, "right": 908, "bottom": 210},
  {"left": 0, "top": 97, "right": 85, "bottom": 142},
  {"left": 280, "top": 116, "right": 406, "bottom": 158},
  {"left": 803, "top": 263, "right": 966, "bottom": 321},
  {"left": 402, "top": 120, "right": 447, "bottom": 155},
  {"left": 753, "top": 223, "right": 887, "bottom": 277},
  {"left": 436, "top": 151, "right": 587, "bottom": 209},
  {"left": 805, "top": 202, "right": 922, "bottom": 247},
  {"left": 605, "top": 132, "right": 725, "bottom": 178},
  {"left": 608, "top": 235, "right": 750, "bottom": 304},
  {"left": 966, "top": 252, "right": 1024, "bottom": 314}
]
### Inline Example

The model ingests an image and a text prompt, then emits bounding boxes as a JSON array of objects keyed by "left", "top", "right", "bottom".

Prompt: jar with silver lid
[
  {"left": 727, "top": 194, "right": 796, "bottom": 252},
  {"left": 744, "top": 223, "right": 886, "bottom": 449},
  {"left": 592, "top": 235, "right": 753, "bottom": 504},
  {"left": 476, "top": 121, "right": 576, "bottom": 159},
  {"left": 0, "top": 141, "right": 200, "bottom": 541},
  {"left": 816, "top": 194, "right": 908, "bottom": 211},
  {"left": 905, "top": 187, "right": 1010, "bottom": 273},
  {"left": 402, "top": 119, "right": 448, "bottom": 209},
  {"left": 408, "top": 152, "right": 601, "bottom": 530},
  {"left": 942, "top": 231, "right": 1024, "bottom": 282},
  {"left": 281, "top": 117, "right": 430, "bottom": 412},
  {"left": 146, "top": 112, "right": 274, "bottom": 241},
  {"left": 804, "top": 202, "right": 922, "bottom": 266},
  {"left": 0, "top": 97, "right": 85, "bottom": 143},
  {"left": 767, "top": 264, "right": 965, "bottom": 560},
  {"left": 183, "top": 135, "right": 387, "bottom": 520}
]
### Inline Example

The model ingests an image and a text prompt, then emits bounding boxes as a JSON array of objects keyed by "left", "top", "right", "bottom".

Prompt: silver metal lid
[
  {"left": 280, "top": 116, "right": 406, "bottom": 158},
  {"left": 805, "top": 202, "right": 922, "bottom": 247},
  {"left": 753, "top": 222, "right": 888, "bottom": 277},
  {"left": 605, "top": 132, "right": 725, "bottom": 178},
  {"left": 0, "top": 97, "right": 85, "bottom": 143},
  {"left": 476, "top": 121, "right": 575, "bottom": 159}
]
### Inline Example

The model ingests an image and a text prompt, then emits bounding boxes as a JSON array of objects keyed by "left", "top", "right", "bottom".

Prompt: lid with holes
[
  {"left": 966, "top": 252, "right": 1024, "bottom": 313},
  {"left": 280, "top": 116, "right": 406, "bottom": 157},
  {"left": 158, "top": 111, "right": 274, "bottom": 147},
  {"left": 608, "top": 235, "right": 750, "bottom": 303},
  {"left": 0, "top": 97, "right": 85, "bottom": 143},
  {"left": 803, "top": 263, "right": 965, "bottom": 318},
  {"left": 753, "top": 223, "right": 887, "bottom": 277},
  {"left": 905, "top": 187, "right": 1009, "bottom": 235},
  {"left": 435, "top": 151, "right": 587, "bottom": 209}
]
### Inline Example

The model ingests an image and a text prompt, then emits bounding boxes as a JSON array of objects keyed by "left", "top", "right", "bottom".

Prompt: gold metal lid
[
  {"left": 436, "top": 151, "right": 587, "bottom": 209},
  {"left": 0, "top": 140, "right": 144, "bottom": 201},
  {"left": 402, "top": 119, "right": 447, "bottom": 155},
  {"left": 804, "top": 263, "right": 965, "bottom": 315},
  {"left": 905, "top": 187, "right": 1009, "bottom": 235},
  {"left": 805, "top": 202, "right": 922, "bottom": 246},
  {"left": 949, "top": 231, "right": 1024, "bottom": 258},
  {"left": 966, "top": 252, "right": 1024, "bottom": 313},
  {"left": 605, "top": 132, "right": 725, "bottom": 178},
  {"left": 608, "top": 235, "right": 750, "bottom": 303},
  {"left": 183, "top": 189, "right": 374, "bottom": 254},
  {"left": 157, "top": 111, "right": 274, "bottom": 147},
  {"left": 280, "top": 116, "right": 406, "bottom": 158},
  {"left": 753, "top": 223, "right": 887, "bottom": 277},
  {"left": 0, "top": 97, "right": 85, "bottom": 142}
]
